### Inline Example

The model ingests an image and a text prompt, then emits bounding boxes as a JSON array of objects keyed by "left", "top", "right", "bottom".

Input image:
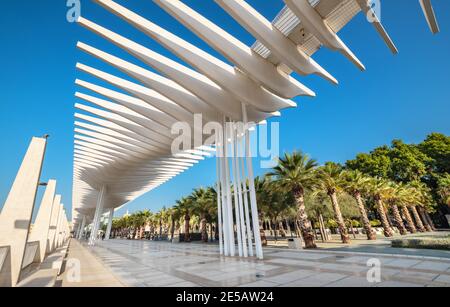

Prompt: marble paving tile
[
  {"left": 412, "top": 261, "right": 450, "bottom": 272},
  {"left": 433, "top": 274, "right": 450, "bottom": 284},
  {"left": 376, "top": 280, "right": 422, "bottom": 287},
  {"left": 325, "top": 276, "right": 377, "bottom": 287},
  {"left": 265, "top": 269, "right": 316, "bottom": 284},
  {"left": 239, "top": 280, "right": 280, "bottom": 287}
]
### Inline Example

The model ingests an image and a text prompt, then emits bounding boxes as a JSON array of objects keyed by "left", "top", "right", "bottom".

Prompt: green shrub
[
  {"left": 326, "top": 219, "right": 338, "bottom": 229},
  {"left": 392, "top": 236, "right": 450, "bottom": 250},
  {"left": 370, "top": 219, "right": 382, "bottom": 227}
]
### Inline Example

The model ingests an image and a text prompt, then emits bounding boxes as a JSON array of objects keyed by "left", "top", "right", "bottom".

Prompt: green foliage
[
  {"left": 370, "top": 219, "right": 382, "bottom": 227},
  {"left": 418, "top": 133, "right": 450, "bottom": 174},
  {"left": 392, "top": 235, "right": 450, "bottom": 250}
]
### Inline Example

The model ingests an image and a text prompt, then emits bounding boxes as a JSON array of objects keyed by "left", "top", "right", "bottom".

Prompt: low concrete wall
[
  {"left": 0, "top": 246, "right": 12, "bottom": 287},
  {"left": 22, "top": 241, "right": 40, "bottom": 269}
]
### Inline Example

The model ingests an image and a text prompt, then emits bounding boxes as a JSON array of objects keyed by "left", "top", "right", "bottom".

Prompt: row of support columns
[
  {"left": 0, "top": 137, "right": 70, "bottom": 287},
  {"left": 215, "top": 104, "right": 263, "bottom": 260},
  {"left": 78, "top": 191, "right": 114, "bottom": 245}
]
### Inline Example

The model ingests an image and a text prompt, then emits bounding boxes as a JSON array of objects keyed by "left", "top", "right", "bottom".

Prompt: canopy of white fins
[{"left": 72, "top": 0, "right": 440, "bottom": 241}]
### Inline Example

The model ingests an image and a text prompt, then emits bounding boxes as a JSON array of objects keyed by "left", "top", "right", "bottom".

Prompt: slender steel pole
[
  {"left": 219, "top": 118, "right": 230, "bottom": 256},
  {"left": 215, "top": 133, "right": 224, "bottom": 255},
  {"left": 89, "top": 185, "right": 106, "bottom": 246},
  {"left": 233, "top": 124, "right": 248, "bottom": 257},
  {"left": 242, "top": 104, "right": 264, "bottom": 260},
  {"left": 230, "top": 122, "right": 243, "bottom": 257},
  {"left": 224, "top": 118, "right": 235, "bottom": 256}
]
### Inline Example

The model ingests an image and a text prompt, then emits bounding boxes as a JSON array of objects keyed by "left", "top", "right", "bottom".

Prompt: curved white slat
[
  {"left": 284, "top": 0, "right": 365, "bottom": 71},
  {"left": 155, "top": 0, "right": 315, "bottom": 98},
  {"left": 216, "top": 0, "right": 337, "bottom": 84},
  {"left": 75, "top": 24, "right": 274, "bottom": 121},
  {"left": 92, "top": 0, "right": 298, "bottom": 112},
  {"left": 419, "top": 0, "right": 440, "bottom": 34}
]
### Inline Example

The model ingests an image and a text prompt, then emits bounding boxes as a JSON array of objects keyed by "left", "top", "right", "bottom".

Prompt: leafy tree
[{"left": 418, "top": 133, "right": 450, "bottom": 174}]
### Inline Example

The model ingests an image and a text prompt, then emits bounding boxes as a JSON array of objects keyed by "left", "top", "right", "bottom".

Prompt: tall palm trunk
[
  {"left": 259, "top": 213, "right": 268, "bottom": 246},
  {"left": 390, "top": 204, "right": 407, "bottom": 235},
  {"left": 418, "top": 207, "right": 433, "bottom": 232},
  {"left": 184, "top": 213, "right": 191, "bottom": 242},
  {"left": 170, "top": 215, "right": 175, "bottom": 241},
  {"left": 294, "top": 188, "right": 316, "bottom": 248},
  {"left": 279, "top": 221, "right": 286, "bottom": 238},
  {"left": 401, "top": 206, "right": 417, "bottom": 233},
  {"left": 329, "top": 192, "right": 350, "bottom": 244},
  {"left": 354, "top": 192, "right": 376, "bottom": 240},
  {"left": 375, "top": 198, "right": 394, "bottom": 237},
  {"left": 200, "top": 213, "right": 208, "bottom": 243},
  {"left": 410, "top": 206, "right": 426, "bottom": 232},
  {"left": 424, "top": 211, "right": 436, "bottom": 231}
]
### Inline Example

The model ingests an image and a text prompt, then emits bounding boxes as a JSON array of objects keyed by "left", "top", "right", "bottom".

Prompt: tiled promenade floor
[
  {"left": 79, "top": 239, "right": 450, "bottom": 287},
  {"left": 58, "top": 240, "right": 125, "bottom": 287}
]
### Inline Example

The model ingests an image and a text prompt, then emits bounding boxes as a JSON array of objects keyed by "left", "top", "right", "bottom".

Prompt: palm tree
[
  {"left": 383, "top": 182, "right": 408, "bottom": 235},
  {"left": 409, "top": 181, "right": 434, "bottom": 232},
  {"left": 174, "top": 197, "right": 192, "bottom": 242},
  {"left": 190, "top": 187, "right": 212, "bottom": 243},
  {"left": 314, "top": 163, "right": 350, "bottom": 244},
  {"left": 269, "top": 151, "right": 319, "bottom": 248},
  {"left": 366, "top": 178, "right": 394, "bottom": 237},
  {"left": 341, "top": 170, "right": 377, "bottom": 240}
]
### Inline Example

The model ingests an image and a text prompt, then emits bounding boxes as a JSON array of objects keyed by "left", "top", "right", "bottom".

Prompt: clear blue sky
[{"left": 1, "top": 0, "right": 449, "bottom": 221}]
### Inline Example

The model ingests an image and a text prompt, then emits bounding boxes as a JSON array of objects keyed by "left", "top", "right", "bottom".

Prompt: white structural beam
[
  {"left": 92, "top": 0, "right": 298, "bottom": 112},
  {"left": 75, "top": 22, "right": 275, "bottom": 122},
  {"left": 356, "top": 0, "right": 398, "bottom": 54},
  {"left": 0, "top": 137, "right": 47, "bottom": 287},
  {"left": 215, "top": 0, "right": 337, "bottom": 84},
  {"left": 28, "top": 179, "right": 57, "bottom": 263},
  {"left": 155, "top": 0, "right": 315, "bottom": 99},
  {"left": 284, "top": 0, "right": 365, "bottom": 71},
  {"left": 419, "top": 0, "right": 440, "bottom": 34}
]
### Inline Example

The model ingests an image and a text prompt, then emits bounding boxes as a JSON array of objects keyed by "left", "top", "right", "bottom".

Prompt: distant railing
[{"left": 22, "top": 241, "right": 40, "bottom": 269}]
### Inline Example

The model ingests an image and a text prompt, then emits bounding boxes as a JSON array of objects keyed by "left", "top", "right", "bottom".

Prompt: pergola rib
[{"left": 71, "top": 0, "right": 440, "bottom": 257}]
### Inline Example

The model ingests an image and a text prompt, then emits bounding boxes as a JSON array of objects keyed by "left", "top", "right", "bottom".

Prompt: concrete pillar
[
  {"left": 46, "top": 195, "right": 61, "bottom": 253},
  {"left": 105, "top": 208, "right": 114, "bottom": 240},
  {"left": 0, "top": 137, "right": 47, "bottom": 287},
  {"left": 28, "top": 179, "right": 57, "bottom": 263}
]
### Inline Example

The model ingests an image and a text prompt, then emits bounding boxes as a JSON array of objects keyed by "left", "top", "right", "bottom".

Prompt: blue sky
[{"left": 1, "top": 0, "right": 449, "bottom": 221}]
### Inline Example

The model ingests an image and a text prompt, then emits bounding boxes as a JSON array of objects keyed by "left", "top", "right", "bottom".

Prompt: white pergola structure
[{"left": 72, "top": 0, "right": 440, "bottom": 259}]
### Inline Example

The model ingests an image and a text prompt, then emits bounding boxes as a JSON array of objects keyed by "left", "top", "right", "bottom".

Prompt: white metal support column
[
  {"left": 230, "top": 122, "right": 243, "bottom": 257},
  {"left": 223, "top": 119, "right": 236, "bottom": 256},
  {"left": 215, "top": 133, "right": 224, "bottom": 255},
  {"left": 242, "top": 104, "right": 264, "bottom": 260},
  {"left": 89, "top": 185, "right": 106, "bottom": 246},
  {"left": 78, "top": 216, "right": 86, "bottom": 240},
  {"left": 105, "top": 208, "right": 114, "bottom": 240},
  {"left": 233, "top": 124, "right": 248, "bottom": 257},
  {"left": 218, "top": 126, "right": 230, "bottom": 256}
]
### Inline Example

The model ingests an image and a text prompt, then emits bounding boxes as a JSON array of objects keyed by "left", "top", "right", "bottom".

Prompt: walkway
[
  {"left": 58, "top": 240, "right": 125, "bottom": 287},
  {"left": 78, "top": 239, "right": 450, "bottom": 287}
]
